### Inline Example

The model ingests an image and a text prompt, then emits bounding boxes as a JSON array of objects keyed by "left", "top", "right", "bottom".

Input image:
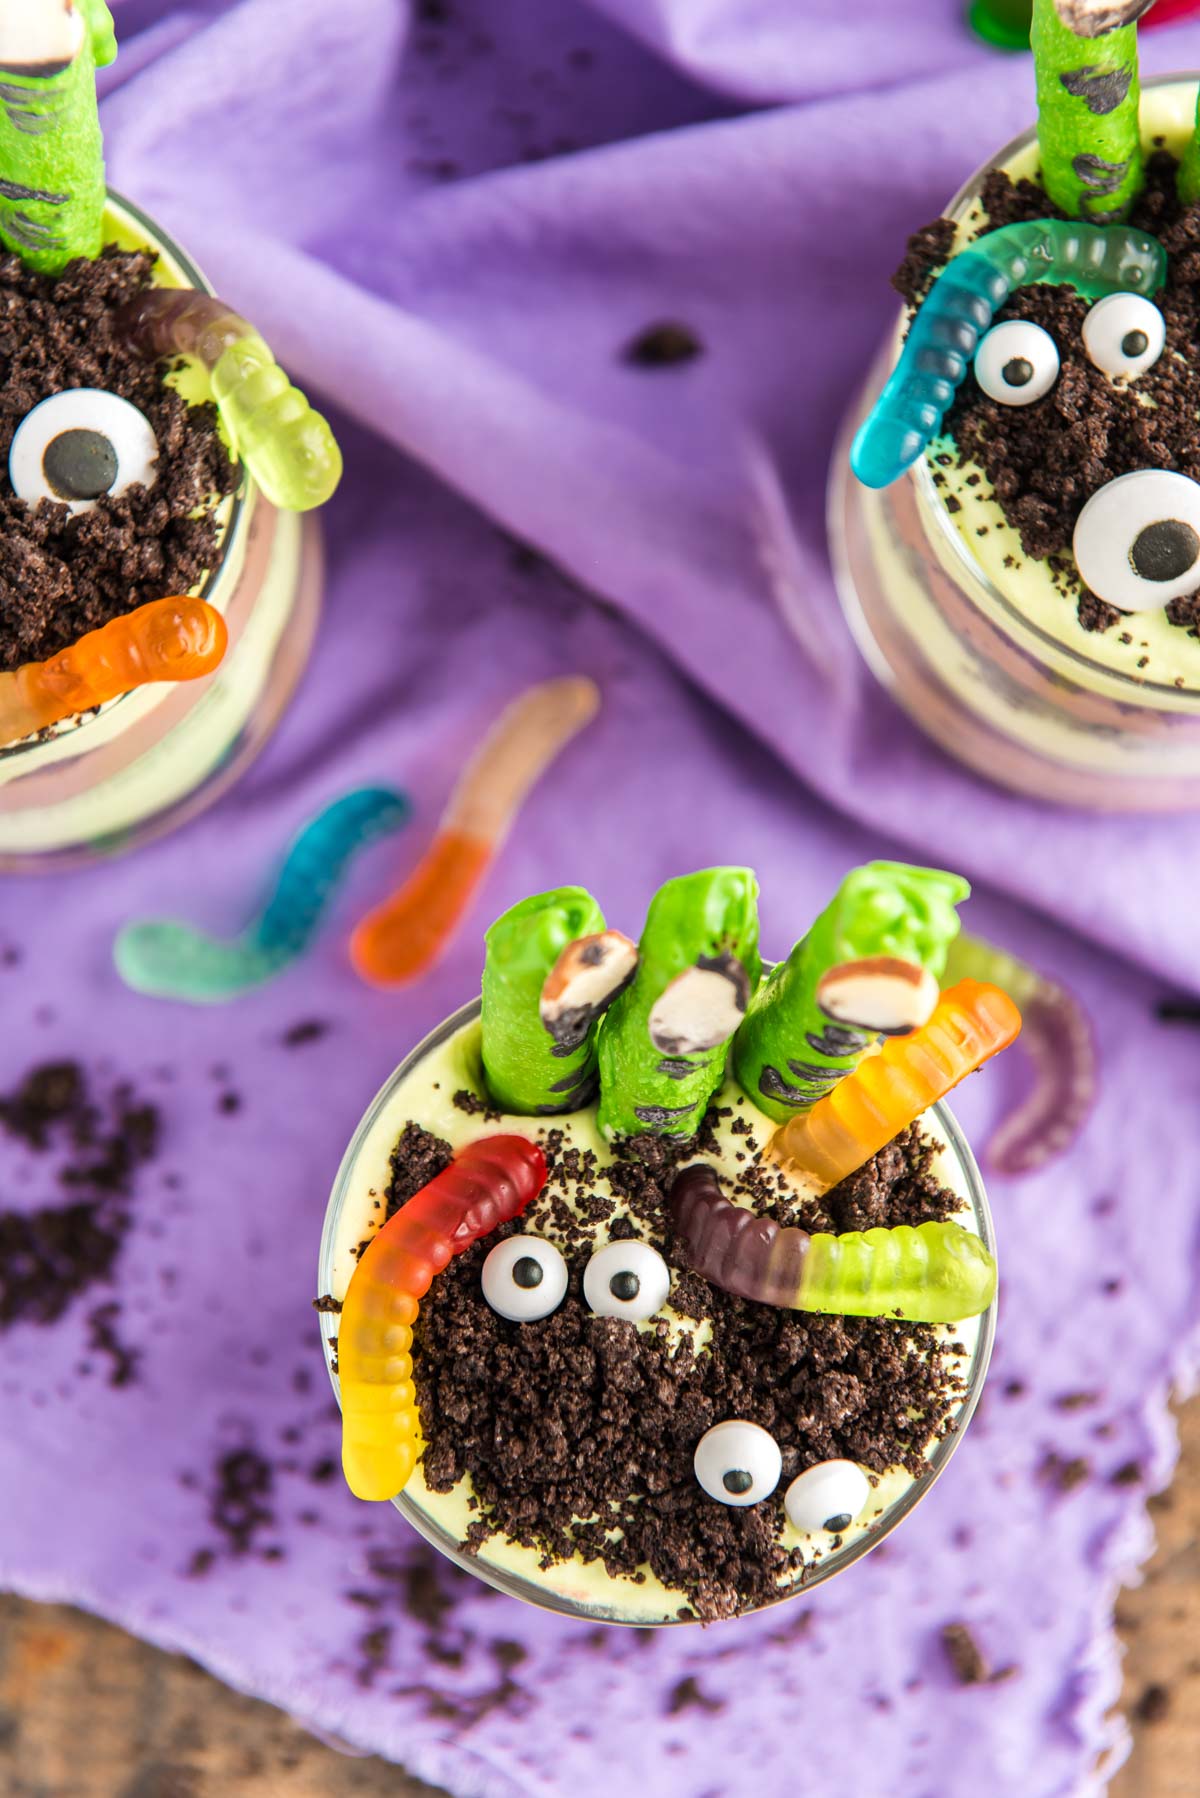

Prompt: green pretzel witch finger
[
  {"left": 596, "top": 868, "right": 761, "bottom": 1140},
  {"left": 732, "top": 862, "right": 969, "bottom": 1126},
  {"left": 1031, "top": 0, "right": 1145, "bottom": 223},
  {"left": 0, "top": 0, "right": 115, "bottom": 273},
  {"left": 481, "top": 888, "right": 638, "bottom": 1115}
]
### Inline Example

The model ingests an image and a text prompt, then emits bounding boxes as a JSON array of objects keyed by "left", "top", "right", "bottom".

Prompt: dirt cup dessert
[
  {"left": 319, "top": 863, "right": 1021, "bottom": 1624},
  {"left": 0, "top": 1, "right": 341, "bottom": 868},
  {"left": 831, "top": 0, "right": 1200, "bottom": 809}
]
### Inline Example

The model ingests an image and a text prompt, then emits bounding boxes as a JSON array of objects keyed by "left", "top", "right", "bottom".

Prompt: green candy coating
[
  {"left": 732, "top": 861, "right": 969, "bottom": 1125},
  {"left": 1032, "top": 0, "right": 1142, "bottom": 222},
  {"left": 596, "top": 868, "right": 761, "bottom": 1140},
  {"left": 0, "top": 0, "right": 115, "bottom": 274},
  {"left": 481, "top": 887, "right": 608, "bottom": 1115},
  {"left": 797, "top": 1220, "right": 997, "bottom": 1324}
]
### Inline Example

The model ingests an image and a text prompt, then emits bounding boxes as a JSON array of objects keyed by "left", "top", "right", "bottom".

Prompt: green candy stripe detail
[
  {"left": 596, "top": 867, "right": 761, "bottom": 1140},
  {"left": 481, "top": 887, "right": 606, "bottom": 1115},
  {"left": 733, "top": 861, "right": 969, "bottom": 1126},
  {"left": 797, "top": 1221, "right": 997, "bottom": 1324},
  {"left": 0, "top": 1, "right": 114, "bottom": 273},
  {"left": 1032, "top": 0, "right": 1142, "bottom": 222}
]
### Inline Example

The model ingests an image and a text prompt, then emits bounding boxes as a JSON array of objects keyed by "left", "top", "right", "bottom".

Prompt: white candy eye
[
  {"left": 784, "top": 1460, "right": 871, "bottom": 1535},
  {"left": 1082, "top": 292, "right": 1164, "bottom": 381},
  {"left": 973, "top": 320, "right": 1059, "bottom": 405},
  {"left": 8, "top": 389, "right": 159, "bottom": 516},
  {"left": 1073, "top": 469, "right": 1200, "bottom": 611},
  {"left": 582, "top": 1239, "right": 671, "bottom": 1321},
  {"left": 693, "top": 1420, "right": 782, "bottom": 1507},
  {"left": 481, "top": 1236, "right": 568, "bottom": 1321}
]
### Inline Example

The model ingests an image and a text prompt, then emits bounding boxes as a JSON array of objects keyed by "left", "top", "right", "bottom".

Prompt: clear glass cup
[
  {"left": 0, "top": 190, "right": 323, "bottom": 871},
  {"left": 828, "top": 74, "right": 1200, "bottom": 811},
  {"left": 318, "top": 996, "right": 997, "bottom": 1627}
]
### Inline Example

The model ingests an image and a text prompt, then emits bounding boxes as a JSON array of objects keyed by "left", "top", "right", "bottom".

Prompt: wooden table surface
[{"left": 2, "top": 1399, "right": 1197, "bottom": 1798}]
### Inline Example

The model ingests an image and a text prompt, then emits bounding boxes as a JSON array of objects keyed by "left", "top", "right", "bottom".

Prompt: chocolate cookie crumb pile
[
  {"left": 386, "top": 1110, "right": 968, "bottom": 1622},
  {"left": 0, "top": 248, "right": 239, "bottom": 674},
  {"left": 893, "top": 154, "right": 1200, "bottom": 638},
  {"left": 0, "top": 1060, "right": 159, "bottom": 1331}
]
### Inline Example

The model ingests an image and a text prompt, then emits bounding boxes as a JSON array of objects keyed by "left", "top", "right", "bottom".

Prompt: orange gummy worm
[
  {"left": 338, "top": 1134, "right": 547, "bottom": 1501},
  {"left": 351, "top": 676, "right": 600, "bottom": 987},
  {"left": 769, "top": 978, "right": 1021, "bottom": 1188},
  {"left": 0, "top": 597, "right": 228, "bottom": 748}
]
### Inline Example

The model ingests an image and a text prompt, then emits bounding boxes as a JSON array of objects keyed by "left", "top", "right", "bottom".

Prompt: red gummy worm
[{"left": 339, "top": 1134, "right": 547, "bottom": 1500}]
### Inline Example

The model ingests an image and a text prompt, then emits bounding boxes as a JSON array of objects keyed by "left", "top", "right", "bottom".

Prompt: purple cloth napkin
[{"left": 4, "top": 3, "right": 1200, "bottom": 1793}]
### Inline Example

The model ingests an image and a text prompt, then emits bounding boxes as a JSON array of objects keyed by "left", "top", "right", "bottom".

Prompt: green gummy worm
[
  {"left": 798, "top": 1220, "right": 997, "bottom": 1324},
  {"left": 1031, "top": 0, "right": 1142, "bottom": 222},
  {"left": 732, "top": 861, "right": 969, "bottom": 1125},
  {"left": 0, "top": 1, "right": 115, "bottom": 273},
  {"left": 481, "top": 887, "right": 608, "bottom": 1115},
  {"left": 596, "top": 867, "right": 761, "bottom": 1140}
]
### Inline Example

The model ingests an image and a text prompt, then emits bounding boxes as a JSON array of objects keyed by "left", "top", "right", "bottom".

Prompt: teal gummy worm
[
  {"left": 114, "top": 786, "right": 410, "bottom": 1003},
  {"left": 851, "top": 218, "right": 1167, "bottom": 489}
]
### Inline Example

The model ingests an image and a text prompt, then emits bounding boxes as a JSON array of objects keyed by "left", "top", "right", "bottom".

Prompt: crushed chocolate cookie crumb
[
  {"left": 1134, "top": 1683, "right": 1172, "bottom": 1724},
  {"left": 0, "top": 1061, "right": 160, "bottom": 1329},
  {"left": 85, "top": 1301, "right": 140, "bottom": 1388},
  {"left": 1110, "top": 1460, "right": 1143, "bottom": 1486},
  {"left": 313, "top": 1294, "right": 343, "bottom": 1314},
  {"left": 0, "top": 247, "right": 238, "bottom": 673},
  {"left": 394, "top": 1109, "right": 969, "bottom": 1621},
  {"left": 942, "top": 1622, "right": 990, "bottom": 1685},
  {"left": 282, "top": 1019, "right": 331, "bottom": 1048},
  {"left": 891, "top": 217, "right": 957, "bottom": 308},
  {"left": 451, "top": 1088, "right": 501, "bottom": 1121},
  {"left": 1041, "top": 1451, "right": 1091, "bottom": 1493},
  {"left": 623, "top": 321, "right": 703, "bottom": 367}
]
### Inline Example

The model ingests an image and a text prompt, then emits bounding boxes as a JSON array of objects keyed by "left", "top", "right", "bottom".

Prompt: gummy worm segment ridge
[{"left": 338, "top": 1135, "right": 547, "bottom": 1501}]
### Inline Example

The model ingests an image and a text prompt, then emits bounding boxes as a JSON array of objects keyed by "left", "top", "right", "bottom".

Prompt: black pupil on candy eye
[
  {"left": 1130, "top": 518, "right": 1200, "bottom": 583},
  {"left": 1121, "top": 329, "right": 1149, "bottom": 359},
  {"left": 824, "top": 1512, "right": 853, "bottom": 1533},
  {"left": 512, "top": 1256, "right": 544, "bottom": 1289},
  {"left": 1002, "top": 357, "right": 1033, "bottom": 388},
  {"left": 609, "top": 1271, "right": 640, "bottom": 1302},
  {"left": 42, "top": 428, "right": 118, "bottom": 501},
  {"left": 723, "top": 1469, "right": 753, "bottom": 1495}
]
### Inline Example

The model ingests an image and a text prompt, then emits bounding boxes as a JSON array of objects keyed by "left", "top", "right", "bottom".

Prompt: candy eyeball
[
  {"left": 1073, "top": 469, "right": 1200, "bottom": 611},
  {"left": 784, "top": 1460, "right": 871, "bottom": 1536},
  {"left": 481, "top": 1236, "right": 568, "bottom": 1322},
  {"left": 693, "top": 1420, "right": 782, "bottom": 1507},
  {"left": 973, "top": 320, "right": 1059, "bottom": 406},
  {"left": 583, "top": 1239, "right": 671, "bottom": 1322},
  {"left": 1082, "top": 292, "right": 1165, "bottom": 383},
  {"left": 8, "top": 389, "right": 159, "bottom": 517}
]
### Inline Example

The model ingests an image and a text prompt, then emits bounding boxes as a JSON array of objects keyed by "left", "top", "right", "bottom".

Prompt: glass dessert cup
[
  {"left": 828, "top": 74, "right": 1200, "bottom": 811},
  {"left": 318, "top": 997, "right": 997, "bottom": 1628},
  {"left": 0, "top": 191, "right": 323, "bottom": 872}
]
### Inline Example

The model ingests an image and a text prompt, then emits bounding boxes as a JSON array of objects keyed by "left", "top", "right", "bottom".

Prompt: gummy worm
[
  {"left": 733, "top": 861, "right": 969, "bottom": 1124},
  {"left": 113, "top": 786, "right": 410, "bottom": 1003},
  {"left": 669, "top": 1163, "right": 996, "bottom": 1323},
  {"left": 339, "top": 1135, "right": 547, "bottom": 1501},
  {"left": 596, "top": 867, "right": 762, "bottom": 1140},
  {"left": 351, "top": 677, "right": 601, "bottom": 988},
  {"left": 481, "top": 887, "right": 637, "bottom": 1115},
  {"left": 941, "top": 933, "right": 1096, "bottom": 1176},
  {"left": 0, "top": 596, "right": 226, "bottom": 749},
  {"left": 117, "top": 289, "right": 342, "bottom": 512},
  {"left": 769, "top": 979, "right": 1022, "bottom": 1187},
  {"left": 850, "top": 218, "right": 1167, "bottom": 489}
]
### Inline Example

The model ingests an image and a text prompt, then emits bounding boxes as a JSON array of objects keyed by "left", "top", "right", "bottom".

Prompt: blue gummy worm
[
  {"left": 850, "top": 218, "right": 1168, "bottom": 490},
  {"left": 114, "top": 786, "right": 411, "bottom": 1003}
]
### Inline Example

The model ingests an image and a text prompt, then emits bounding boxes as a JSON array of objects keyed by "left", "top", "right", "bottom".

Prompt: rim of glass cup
[
  {"left": 0, "top": 187, "right": 248, "bottom": 766},
  {"left": 318, "top": 995, "right": 997, "bottom": 1624},
  {"left": 879, "top": 73, "right": 1200, "bottom": 708}
]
